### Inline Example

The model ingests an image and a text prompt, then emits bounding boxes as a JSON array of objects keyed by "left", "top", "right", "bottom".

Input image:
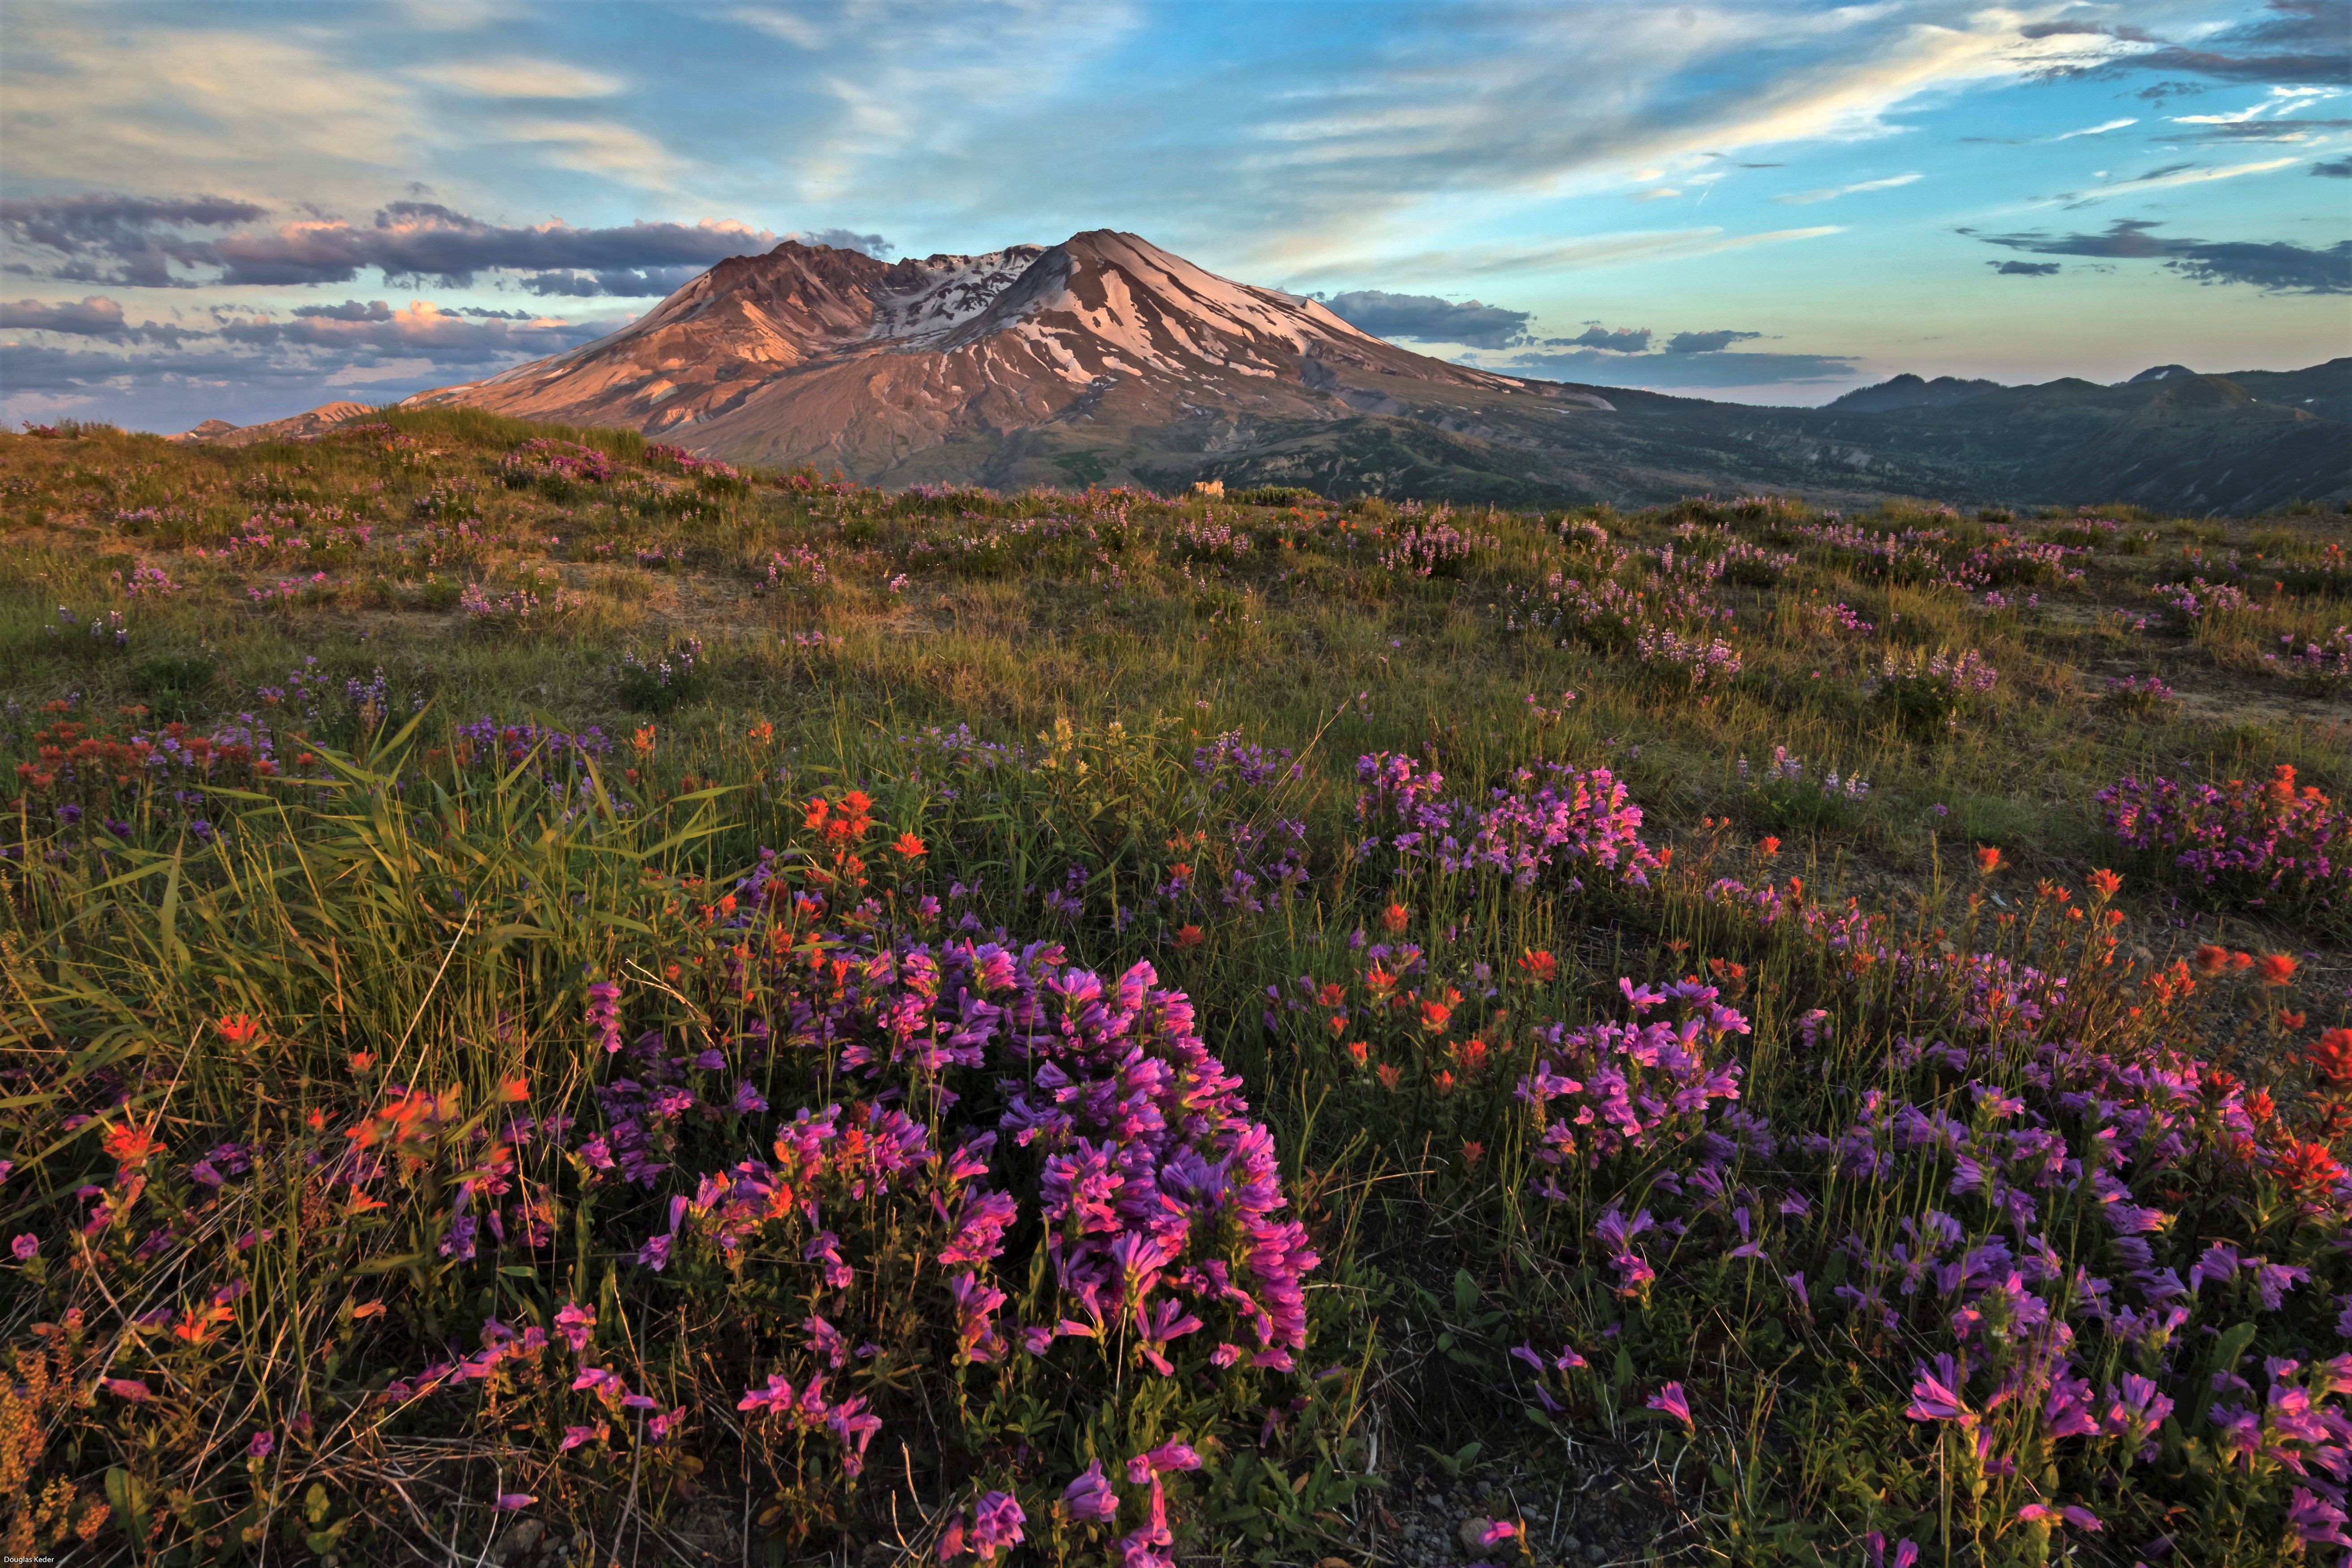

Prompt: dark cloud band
[
  {"left": 1320, "top": 289, "right": 1533, "bottom": 349},
  {"left": 1969, "top": 218, "right": 2350, "bottom": 294},
  {"left": 0, "top": 196, "right": 795, "bottom": 296}
]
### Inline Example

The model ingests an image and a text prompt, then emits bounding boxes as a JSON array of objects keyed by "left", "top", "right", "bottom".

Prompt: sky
[{"left": 1, "top": 0, "right": 2347, "bottom": 432}]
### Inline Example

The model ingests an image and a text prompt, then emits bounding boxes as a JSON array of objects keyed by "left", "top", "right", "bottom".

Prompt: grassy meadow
[{"left": 2, "top": 411, "right": 2349, "bottom": 1568}]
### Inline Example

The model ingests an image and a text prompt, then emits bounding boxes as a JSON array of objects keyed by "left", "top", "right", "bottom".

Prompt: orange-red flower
[
  {"left": 1318, "top": 982, "right": 1346, "bottom": 1008},
  {"left": 2311, "top": 1028, "right": 2352, "bottom": 1086},
  {"left": 1345, "top": 1040, "right": 1368, "bottom": 1068},
  {"left": 1375, "top": 1063, "right": 1400, "bottom": 1091},
  {"left": 216, "top": 1014, "right": 262, "bottom": 1046},
  {"left": 2087, "top": 868, "right": 2122, "bottom": 900},
  {"left": 2272, "top": 1136, "right": 2345, "bottom": 1201},
  {"left": 2193, "top": 944, "right": 2231, "bottom": 977},
  {"left": 1462, "top": 1140, "right": 1485, "bottom": 1169},
  {"left": 349, "top": 1051, "right": 376, "bottom": 1074},
  {"left": 1173, "top": 923, "right": 1204, "bottom": 950},
  {"left": 1757, "top": 836, "right": 1781, "bottom": 858},
  {"left": 1418, "top": 999, "right": 1452, "bottom": 1033},
  {"left": 1974, "top": 845, "right": 2002, "bottom": 875},
  {"left": 892, "top": 831, "right": 926, "bottom": 858},
  {"left": 2257, "top": 952, "right": 2297, "bottom": 986},
  {"left": 1382, "top": 902, "right": 1410, "bottom": 934},
  {"left": 1433, "top": 1069, "right": 1456, "bottom": 1095},
  {"left": 1516, "top": 948, "right": 1557, "bottom": 984},
  {"left": 101, "top": 1119, "right": 162, "bottom": 1169}
]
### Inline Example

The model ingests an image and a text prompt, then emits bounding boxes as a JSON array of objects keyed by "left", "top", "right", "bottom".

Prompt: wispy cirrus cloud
[
  {"left": 2068, "top": 156, "right": 2301, "bottom": 202},
  {"left": 412, "top": 58, "right": 627, "bottom": 99},
  {"left": 1775, "top": 172, "right": 1920, "bottom": 204},
  {"left": 2052, "top": 117, "right": 2137, "bottom": 139}
]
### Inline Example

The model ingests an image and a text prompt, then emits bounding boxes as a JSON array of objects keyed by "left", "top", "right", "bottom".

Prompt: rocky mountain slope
[{"left": 375, "top": 231, "right": 2349, "bottom": 514}]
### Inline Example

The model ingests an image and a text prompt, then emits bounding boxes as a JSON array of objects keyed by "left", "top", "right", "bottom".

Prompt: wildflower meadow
[{"left": 1, "top": 411, "right": 2347, "bottom": 1568}]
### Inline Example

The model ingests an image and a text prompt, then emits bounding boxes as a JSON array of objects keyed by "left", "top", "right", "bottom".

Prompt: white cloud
[
  {"left": 1297, "top": 224, "right": 1844, "bottom": 285},
  {"left": 1776, "top": 172, "right": 1921, "bottom": 204},
  {"left": 2053, "top": 117, "right": 2135, "bottom": 139},
  {"left": 1631, "top": 187, "right": 1682, "bottom": 201},
  {"left": 2076, "top": 157, "right": 2300, "bottom": 200},
  {"left": 728, "top": 7, "right": 828, "bottom": 48},
  {"left": 414, "top": 58, "right": 626, "bottom": 99},
  {"left": 496, "top": 118, "right": 691, "bottom": 189}
]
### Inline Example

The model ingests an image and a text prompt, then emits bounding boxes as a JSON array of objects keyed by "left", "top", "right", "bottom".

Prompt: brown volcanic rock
[{"left": 400, "top": 230, "right": 1540, "bottom": 481}]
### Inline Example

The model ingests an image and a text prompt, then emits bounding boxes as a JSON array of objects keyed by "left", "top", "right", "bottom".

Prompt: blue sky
[{"left": 2, "top": 0, "right": 2346, "bottom": 431}]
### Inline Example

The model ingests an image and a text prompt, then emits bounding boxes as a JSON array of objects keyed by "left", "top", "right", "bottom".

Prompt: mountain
[
  {"left": 401, "top": 231, "right": 1563, "bottom": 485},
  {"left": 384, "top": 232, "right": 2348, "bottom": 514},
  {"left": 172, "top": 401, "right": 376, "bottom": 446},
  {"left": 2123, "top": 364, "right": 2196, "bottom": 384},
  {"left": 1825, "top": 374, "right": 2004, "bottom": 413}
]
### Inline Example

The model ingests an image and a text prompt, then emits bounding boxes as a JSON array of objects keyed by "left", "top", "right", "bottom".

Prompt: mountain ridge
[{"left": 327, "top": 232, "right": 2347, "bottom": 514}]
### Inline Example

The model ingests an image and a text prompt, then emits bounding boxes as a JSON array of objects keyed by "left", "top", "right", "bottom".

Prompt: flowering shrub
[
  {"left": 1633, "top": 625, "right": 1742, "bottom": 691},
  {"left": 1736, "top": 745, "right": 1870, "bottom": 833},
  {"left": 1873, "top": 646, "right": 1998, "bottom": 735},
  {"left": 2098, "top": 765, "right": 2350, "bottom": 915},
  {"left": 1808, "top": 600, "right": 1874, "bottom": 637},
  {"left": 498, "top": 437, "right": 612, "bottom": 495},
  {"left": 1171, "top": 513, "right": 1253, "bottom": 562},
  {"left": 2103, "top": 673, "right": 2177, "bottom": 714},
  {"left": 1378, "top": 522, "right": 1495, "bottom": 579},
  {"left": 1501, "top": 868, "right": 2352, "bottom": 1561},
  {"left": 630, "top": 909, "right": 1323, "bottom": 1560},
  {"left": 116, "top": 561, "right": 179, "bottom": 596},
  {"left": 42, "top": 604, "right": 129, "bottom": 654},
  {"left": 613, "top": 638, "right": 706, "bottom": 713},
  {"left": 759, "top": 543, "right": 830, "bottom": 594},
  {"left": 458, "top": 580, "right": 589, "bottom": 626},
  {"left": 2266, "top": 625, "right": 2352, "bottom": 696},
  {"left": 2156, "top": 575, "right": 2263, "bottom": 625},
  {"left": 1355, "top": 751, "right": 1658, "bottom": 892},
  {"left": 645, "top": 442, "right": 739, "bottom": 481}
]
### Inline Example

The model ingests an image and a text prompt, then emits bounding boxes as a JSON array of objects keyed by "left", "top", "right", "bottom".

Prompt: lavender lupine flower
[
  {"left": 1905, "top": 1355, "right": 1972, "bottom": 1424},
  {"left": 1646, "top": 1382, "right": 1694, "bottom": 1432},
  {"left": 1864, "top": 1535, "right": 1920, "bottom": 1568},
  {"left": 2289, "top": 1487, "right": 2352, "bottom": 1548},
  {"left": 1125, "top": 1441, "right": 1201, "bottom": 1483},
  {"left": 1062, "top": 1460, "right": 1120, "bottom": 1523},
  {"left": 966, "top": 1493, "right": 1025, "bottom": 1560},
  {"left": 585, "top": 980, "right": 621, "bottom": 1055}
]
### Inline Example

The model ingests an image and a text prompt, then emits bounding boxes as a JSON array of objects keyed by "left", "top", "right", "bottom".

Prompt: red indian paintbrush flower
[{"left": 2310, "top": 1028, "right": 2352, "bottom": 1086}]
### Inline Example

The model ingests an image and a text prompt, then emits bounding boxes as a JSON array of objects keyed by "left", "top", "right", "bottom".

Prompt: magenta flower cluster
[
  {"left": 498, "top": 438, "right": 612, "bottom": 487},
  {"left": 2097, "top": 766, "right": 2349, "bottom": 903},
  {"left": 1504, "top": 863, "right": 2350, "bottom": 1549},
  {"left": 1354, "top": 751, "right": 1660, "bottom": 892}
]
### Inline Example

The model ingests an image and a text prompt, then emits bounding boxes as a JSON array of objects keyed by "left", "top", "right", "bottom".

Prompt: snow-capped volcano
[{"left": 401, "top": 230, "right": 1555, "bottom": 482}]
